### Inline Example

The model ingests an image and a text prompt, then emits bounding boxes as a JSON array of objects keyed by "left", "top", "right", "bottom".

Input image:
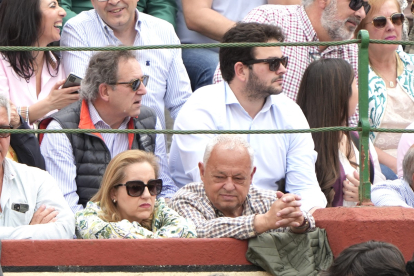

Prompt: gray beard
[{"left": 321, "top": 0, "right": 357, "bottom": 41}]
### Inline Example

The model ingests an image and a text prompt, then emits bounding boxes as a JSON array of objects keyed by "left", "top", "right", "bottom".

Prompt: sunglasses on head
[
  {"left": 0, "top": 125, "right": 12, "bottom": 138},
  {"left": 108, "top": 75, "right": 149, "bottom": 91},
  {"left": 368, "top": 12, "right": 405, "bottom": 29},
  {"left": 349, "top": 0, "right": 371, "bottom": 14},
  {"left": 114, "top": 179, "right": 163, "bottom": 197},
  {"left": 244, "top": 56, "right": 288, "bottom": 72}
]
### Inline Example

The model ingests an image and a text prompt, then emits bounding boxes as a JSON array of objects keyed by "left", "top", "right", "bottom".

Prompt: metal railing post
[{"left": 357, "top": 30, "right": 373, "bottom": 205}]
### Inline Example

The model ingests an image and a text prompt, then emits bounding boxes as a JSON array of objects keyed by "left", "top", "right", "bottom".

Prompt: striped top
[
  {"left": 60, "top": 9, "right": 192, "bottom": 129},
  {"left": 371, "top": 178, "right": 414, "bottom": 208}
]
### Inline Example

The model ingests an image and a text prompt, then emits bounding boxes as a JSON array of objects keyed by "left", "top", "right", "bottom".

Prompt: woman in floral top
[{"left": 75, "top": 150, "right": 197, "bottom": 239}]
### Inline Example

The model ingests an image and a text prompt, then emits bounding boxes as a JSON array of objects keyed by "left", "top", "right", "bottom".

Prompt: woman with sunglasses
[
  {"left": 0, "top": 0, "right": 79, "bottom": 126},
  {"left": 297, "top": 59, "right": 385, "bottom": 207},
  {"left": 75, "top": 150, "right": 196, "bottom": 239},
  {"left": 354, "top": 0, "right": 414, "bottom": 180}
]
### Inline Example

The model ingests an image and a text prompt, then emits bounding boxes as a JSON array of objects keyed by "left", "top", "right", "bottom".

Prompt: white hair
[
  {"left": 203, "top": 134, "right": 254, "bottom": 171},
  {"left": 0, "top": 94, "right": 11, "bottom": 123}
]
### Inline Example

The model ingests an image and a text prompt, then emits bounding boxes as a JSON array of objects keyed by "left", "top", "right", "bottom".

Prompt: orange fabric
[
  {"left": 78, "top": 100, "right": 104, "bottom": 141},
  {"left": 6, "top": 147, "right": 18, "bottom": 162},
  {"left": 39, "top": 100, "right": 137, "bottom": 147}
]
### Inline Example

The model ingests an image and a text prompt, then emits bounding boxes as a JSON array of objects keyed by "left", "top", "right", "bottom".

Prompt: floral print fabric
[{"left": 75, "top": 198, "right": 197, "bottom": 239}]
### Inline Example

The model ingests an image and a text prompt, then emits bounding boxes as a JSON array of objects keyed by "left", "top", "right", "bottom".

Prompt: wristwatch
[{"left": 293, "top": 211, "right": 316, "bottom": 232}]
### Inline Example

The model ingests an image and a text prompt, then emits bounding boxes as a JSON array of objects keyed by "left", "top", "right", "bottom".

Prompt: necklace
[{"left": 369, "top": 52, "right": 403, "bottom": 89}]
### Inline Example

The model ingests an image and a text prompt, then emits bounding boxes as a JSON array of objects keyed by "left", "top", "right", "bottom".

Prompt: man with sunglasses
[
  {"left": 40, "top": 50, "right": 176, "bottom": 214},
  {"left": 60, "top": 0, "right": 192, "bottom": 130},
  {"left": 213, "top": 0, "right": 369, "bottom": 126},
  {"left": 0, "top": 95, "right": 75, "bottom": 240},
  {"left": 170, "top": 23, "right": 327, "bottom": 212},
  {"left": 171, "top": 134, "right": 316, "bottom": 239}
]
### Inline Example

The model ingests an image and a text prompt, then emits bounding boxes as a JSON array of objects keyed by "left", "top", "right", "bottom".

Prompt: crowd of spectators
[{"left": 1, "top": 0, "right": 414, "bottom": 273}]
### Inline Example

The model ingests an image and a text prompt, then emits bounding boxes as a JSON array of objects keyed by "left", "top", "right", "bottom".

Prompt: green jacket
[
  {"left": 60, "top": 0, "right": 177, "bottom": 28},
  {"left": 246, "top": 228, "right": 333, "bottom": 276}
]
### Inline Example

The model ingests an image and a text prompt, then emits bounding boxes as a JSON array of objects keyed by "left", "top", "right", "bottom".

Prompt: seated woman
[
  {"left": 354, "top": 0, "right": 414, "bottom": 180},
  {"left": 0, "top": 0, "right": 79, "bottom": 125},
  {"left": 75, "top": 150, "right": 196, "bottom": 239},
  {"left": 297, "top": 59, "right": 385, "bottom": 207}
]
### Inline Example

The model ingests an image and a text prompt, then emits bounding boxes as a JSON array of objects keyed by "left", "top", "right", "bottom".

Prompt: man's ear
[
  {"left": 250, "top": 166, "right": 257, "bottom": 183},
  {"left": 98, "top": 83, "right": 110, "bottom": 102},
  {"left": 198, "top": 162, "right": 205, "bottom": 181},
  {"left": 234, "top": 62, "right": 248, "bottom": 83},
  {"left": 411, "top": 173, "right": 414, "bottom": 190}
]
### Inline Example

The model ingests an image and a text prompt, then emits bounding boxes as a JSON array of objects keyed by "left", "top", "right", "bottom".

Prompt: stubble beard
[{"left": 244, "top": 70, "right": 283, "bottom": 101}]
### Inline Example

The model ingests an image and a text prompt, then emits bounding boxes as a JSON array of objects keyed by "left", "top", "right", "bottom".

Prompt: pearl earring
[{"left": 112, "top": 199, "right": 116, "bottom": 203}]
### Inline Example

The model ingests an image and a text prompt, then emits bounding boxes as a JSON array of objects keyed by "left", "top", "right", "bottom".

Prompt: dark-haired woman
[
  {"left": 297, "top": 59, "right": 385, "bottom": 207},
  {"left": 321, "top": 241, "right": 408, "bottom": 276},
  {"left": 0, "top": 0, "right": 79, "bottom": 125}
]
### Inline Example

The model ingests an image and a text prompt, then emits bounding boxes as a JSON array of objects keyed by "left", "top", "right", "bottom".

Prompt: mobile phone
[
  {"left": 62, "top": 73, "right": 82, "bottom": 93},
  {"left": 11, "top": 203, "right": 29, "bottom": 213}
]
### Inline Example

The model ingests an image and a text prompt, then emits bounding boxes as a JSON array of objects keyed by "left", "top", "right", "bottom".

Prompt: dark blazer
[{"left": 10, "top": 116, "right": 45, "bottom": 170}]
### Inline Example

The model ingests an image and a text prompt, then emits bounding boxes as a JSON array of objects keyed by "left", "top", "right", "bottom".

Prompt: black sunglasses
[
  {"left": 114, "top": 179, "right": 163, "bottom": 197},
  {"left": 349, "top": 0, "right": 371, "bottom": 15},
  {"left": 108, "top": 75, "right": 149, "bottom": 91},
  {"left": 0, "top": 125, "right": 12, "bottom": 138},
  {"left": 368, "top": 13, "right": 405, "bottom": 29},
  {"left": 244, "top": 56, "right": 288, "bottom": 72}
]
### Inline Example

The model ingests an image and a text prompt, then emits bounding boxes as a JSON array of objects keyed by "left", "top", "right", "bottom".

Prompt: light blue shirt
[
  {"left": 371, "top": 178, "right": 414, "bottom": 208},
  {"left": 169, "top": 82, "right": 327, "bottom": 211},
  {"left": 0, "top": 158, "right": 75, "bottom": 239},
  {"left": 40, "top": 101, "right": 176, "bottom": 214},
  {"left": 60, "top": 9, "right": 192, "bottom": 129}
]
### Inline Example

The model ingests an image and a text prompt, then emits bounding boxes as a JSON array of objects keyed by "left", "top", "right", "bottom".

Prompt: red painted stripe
[
  {"left": 2, "top": 207, "right": 414, "bottom": 267},
  {"left": 1, "top": 238, "right": 250, "bottom": 266}
]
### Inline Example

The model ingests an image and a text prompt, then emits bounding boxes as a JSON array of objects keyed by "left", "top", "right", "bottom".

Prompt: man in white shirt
[
  {"left": 169, "top": 22, "right": 327, "bottom": 212},
  {"left": 40, "top": 50, "right": 176, "bottom": 214},
  {"left": 0, "top": 95, "right": 74, "bottom": 240},
  {"left": 61, "top": 0, "right": 192, "bottom": 129}
]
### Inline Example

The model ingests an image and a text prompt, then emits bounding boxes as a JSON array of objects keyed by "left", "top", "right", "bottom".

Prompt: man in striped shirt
[
  {"left": 170, "top": 135, "right": 315, "bottom": 239},
  {"left": 372, "top": 146, "right": 414, "bottom": 208},
  {"left": 40, "top": 50, "right": 176, "bottom": 214},
  {"left": 60, "top": 0, "right": 192, "bottom": 130}
]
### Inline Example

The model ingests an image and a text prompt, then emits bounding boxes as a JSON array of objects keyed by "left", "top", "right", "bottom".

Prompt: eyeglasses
[
  {"left": 108, "top": 75, "right": 149, "bottom": 91},
  {"left": 349, "top": 0, "right": 371, "bottom": 15},
  {"left": 244, "top": 56, "right": 288, "bottom": 72},
  {"left": 368, "top": 13, "right": 405, "bottom": 29},
  {"left": 0, "top": 125, "right": 12, "bottom": 138},
  {"left": 114, "top": 179, "right": 163, "bottom": 197}
]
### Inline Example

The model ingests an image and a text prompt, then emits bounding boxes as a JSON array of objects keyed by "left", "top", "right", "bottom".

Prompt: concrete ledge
[
  {"left": 1, "top": 207, "right": 414, "bottom": 272},
  {"left": 314, "top": 206, "right": 414, "bottom": 261}
]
